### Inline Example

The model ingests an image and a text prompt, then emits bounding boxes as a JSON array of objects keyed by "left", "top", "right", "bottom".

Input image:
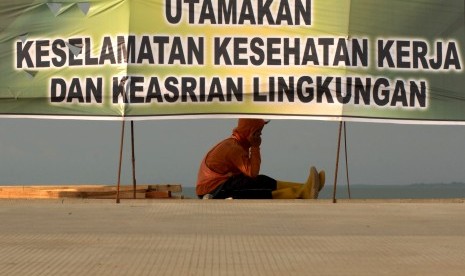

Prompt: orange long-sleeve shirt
[{"left": 196, "top": 119, "right": 266, "bottom": 196}]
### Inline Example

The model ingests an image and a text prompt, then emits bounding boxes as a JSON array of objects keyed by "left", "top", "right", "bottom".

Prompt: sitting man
[{"left": 196, "top": 118, "right": 325, "bottom": 199}]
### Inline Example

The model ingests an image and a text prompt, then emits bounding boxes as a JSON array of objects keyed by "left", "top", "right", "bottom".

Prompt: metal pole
[
  {"left": 116, "top": 76, "right": 128, "bottom": 204},
  {"left": 131, "top": 121, "right": 137, "bottom": 199},
  {"left": 343, "top": 122, "right": 351, "bottom": 199},
  {"left": 116, "top": 119, "right": 125, "bottom": 204},
  {"left": 332, "top": 121, "right": 343, "bottom": 203}
]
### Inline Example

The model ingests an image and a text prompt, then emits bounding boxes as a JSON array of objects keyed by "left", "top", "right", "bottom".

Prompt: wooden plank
[
  {"left": 83, "top": 191, "right": 146, "bottom": 199},
  {"left": 41, "top": 190, "right": 146, "bottom": 199},
  {"left": 0, "top": 190, "right": 146, "bottom": 199},
  {"left": 0, "top": 185, "right": 181, "bottom": 199},
  {"left": 146, "top": 191, "right": 171, "bottom": 199},
  {"left": 147, "top": 184, "right": 182, "bottom": 193},
  {"left": 0, "top": 185, "right": 149, "bottom": 192}
]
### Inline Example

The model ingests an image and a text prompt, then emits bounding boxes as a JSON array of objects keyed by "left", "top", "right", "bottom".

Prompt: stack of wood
[{"left": 0, "top": 184, "right": 182, "bottom": 199}]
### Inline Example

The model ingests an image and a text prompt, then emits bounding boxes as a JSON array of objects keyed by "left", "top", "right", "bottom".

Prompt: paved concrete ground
[{"left": 1, "top": 199, "right": 464, "bottom": 276}]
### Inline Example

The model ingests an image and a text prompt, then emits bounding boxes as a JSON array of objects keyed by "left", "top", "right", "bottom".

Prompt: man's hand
[{"left": 248, "top": 129, "right": 262, "bottom": 147}]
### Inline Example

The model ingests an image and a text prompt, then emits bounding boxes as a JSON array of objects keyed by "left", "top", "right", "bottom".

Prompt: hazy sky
[{"left": 1, "top": 118, "right": 465, "bottom": 189}]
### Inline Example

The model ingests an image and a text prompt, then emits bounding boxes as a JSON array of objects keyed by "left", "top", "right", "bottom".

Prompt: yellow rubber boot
[
  {"left": 300, "top": 166, "right": 320, "bottom": 199},
  {"left": 276, "top": 181, "right": 302, "bottom": 190},
  {"left": 273, "top": 167, "right": 325, "bottom": 199},
  {"left": 272, "top": 186, "right": 300, "bottom": 199},
  {"left": 319, "top": 170, "right": 326, "bottom": 192}
]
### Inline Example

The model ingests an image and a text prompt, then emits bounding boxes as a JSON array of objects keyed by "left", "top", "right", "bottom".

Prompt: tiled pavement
[{"left": 1, "top": 199, "right": 464, "bottom": 275}]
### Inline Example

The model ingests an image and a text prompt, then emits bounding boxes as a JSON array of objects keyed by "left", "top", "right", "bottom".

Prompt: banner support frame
[
  {"left": 116, "top": 119, "right": 125, "bottom": 204},
  {"left": 332, "top": 121, "right": 352, "bottom": 203},
  {"left": 131, "top": 121, "right": 137, "bottom": 199},
  {"left": 344, "top": 122, "right": 351, "bottom": 199}
]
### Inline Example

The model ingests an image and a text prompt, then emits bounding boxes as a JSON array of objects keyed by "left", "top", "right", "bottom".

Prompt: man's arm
[{"left": 231, "top": 129, "right": 262, "bottom": 178}]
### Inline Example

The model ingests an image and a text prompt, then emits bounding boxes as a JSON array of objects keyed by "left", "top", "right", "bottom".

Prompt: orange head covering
[{"left": 232, "top": 119, "right": 267, "bottom": 147}]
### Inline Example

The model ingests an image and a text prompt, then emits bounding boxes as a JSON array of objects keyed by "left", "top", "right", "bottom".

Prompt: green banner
[{"left": 1, "top": 0, "right": 464, "bottom": 123}]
